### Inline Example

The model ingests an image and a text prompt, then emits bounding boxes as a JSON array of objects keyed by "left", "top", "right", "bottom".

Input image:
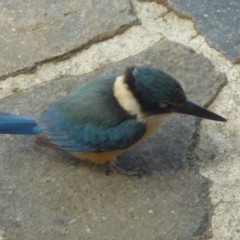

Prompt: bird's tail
[{"left": 0, "top": 112, "right": 42, "bottom": 135}]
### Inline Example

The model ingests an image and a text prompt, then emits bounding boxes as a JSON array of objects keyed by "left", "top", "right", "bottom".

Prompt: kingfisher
[{"left": 0, "top": 66, "right": 226, "bottom": 176}]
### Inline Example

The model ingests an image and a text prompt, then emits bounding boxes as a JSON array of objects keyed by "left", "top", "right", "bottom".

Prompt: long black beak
[{"left": 173, "top": 100, "right": 227, "bottom": 122}]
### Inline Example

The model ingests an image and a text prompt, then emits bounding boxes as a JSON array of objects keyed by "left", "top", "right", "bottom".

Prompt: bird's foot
[{"left": 105, "top": 161, "right": 146, "bottom": 178}]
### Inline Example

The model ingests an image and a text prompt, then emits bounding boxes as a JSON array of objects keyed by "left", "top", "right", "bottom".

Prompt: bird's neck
[{"left": 113, "top": 76, "right": 145, "bottom": 122}]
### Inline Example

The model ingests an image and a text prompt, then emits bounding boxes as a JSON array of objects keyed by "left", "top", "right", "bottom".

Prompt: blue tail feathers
[{"left": 0, "top": 112, "right": 42, "bottom": 135}]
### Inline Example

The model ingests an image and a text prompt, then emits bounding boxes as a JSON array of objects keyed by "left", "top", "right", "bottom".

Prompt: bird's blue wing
[
  {"left": 36, "top": 75, "right": 146, "bottom": 152},
  {"left": 37, "top": 110, "right": 146, "bottom": 152}
]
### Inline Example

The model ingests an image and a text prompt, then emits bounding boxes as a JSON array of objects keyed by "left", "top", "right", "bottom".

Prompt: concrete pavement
[{"left": 0, "top": 0, "right": 239, "bottom": 239}]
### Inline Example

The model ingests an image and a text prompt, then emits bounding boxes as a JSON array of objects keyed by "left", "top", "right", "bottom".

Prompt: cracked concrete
[
  {"left": 140, "top": 0, "right": 240, "bottom": 62},
  {"left": 0, "top": 0, "right": 240, "bottom": 239},
  {"left": 0, "top": 0, "right": 136, "bottom": 79}
]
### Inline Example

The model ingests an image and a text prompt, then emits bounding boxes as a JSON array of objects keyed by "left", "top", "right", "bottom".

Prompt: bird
[{"left": 0, "top": 66, "right": 226, "bottom": 176}]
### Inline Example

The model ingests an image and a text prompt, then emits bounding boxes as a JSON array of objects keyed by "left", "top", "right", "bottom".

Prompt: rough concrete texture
[
  {"left": 0, "top": 41, "right": 226, "bottom": 239},
  {"left": 195, "top": 77, "right": 240, "bottom": 239},
  {"left": 140, "top": 0, "right": 240, "bottom": 62},
  {"left": 0, "top": 0, "right": 240, "bottom": 239},
  {"left": 0, "top": 0, "right": 136, "bottom": 78}
]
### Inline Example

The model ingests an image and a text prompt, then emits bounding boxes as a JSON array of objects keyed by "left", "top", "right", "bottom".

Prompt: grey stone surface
[
  {"left": 140, "top": 0, "right": 240, "bottom": 62},
  {"left": 0, "top": 40, "right": 226, "bottom": 239},
  {"left": 0, "top": 0, "right": 136, "bottom": 78}
]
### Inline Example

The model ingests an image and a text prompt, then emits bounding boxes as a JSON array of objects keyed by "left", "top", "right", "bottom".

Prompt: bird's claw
[{"left": 105, "top": 162, "right": 146, "bottom": 178}]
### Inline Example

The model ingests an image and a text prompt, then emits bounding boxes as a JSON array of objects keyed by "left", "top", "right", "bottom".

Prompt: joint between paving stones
[{"left": 0, "top": 20, "right": 140, "bottom": 82}]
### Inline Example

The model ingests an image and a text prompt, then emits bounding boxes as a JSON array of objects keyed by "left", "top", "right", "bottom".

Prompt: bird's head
[{"left": 124, "top": 65, "right": 226, "bottom": 122}]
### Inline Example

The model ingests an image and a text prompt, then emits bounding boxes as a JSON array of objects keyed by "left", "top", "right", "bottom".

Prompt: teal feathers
[{"left": 37, "top": 75, "right": 146, "bottom": 152}]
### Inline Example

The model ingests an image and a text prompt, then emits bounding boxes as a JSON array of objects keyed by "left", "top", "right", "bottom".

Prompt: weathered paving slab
[
  {"left": 140, "top": 0, "right": 240, "bottom": 62},
  {"left": 0, "top": 0, "right": 136, "bottom": 78},
  {"left": 195, "top": 78, "right": 240, "bottom": 239},
  {"left": 0, "top": 40, "right": 226, "bottom": 239}
]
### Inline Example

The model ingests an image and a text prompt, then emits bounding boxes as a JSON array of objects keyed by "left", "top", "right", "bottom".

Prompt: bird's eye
[{"left": 159, "top": 102, "right": 169, "bottom": 108}]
